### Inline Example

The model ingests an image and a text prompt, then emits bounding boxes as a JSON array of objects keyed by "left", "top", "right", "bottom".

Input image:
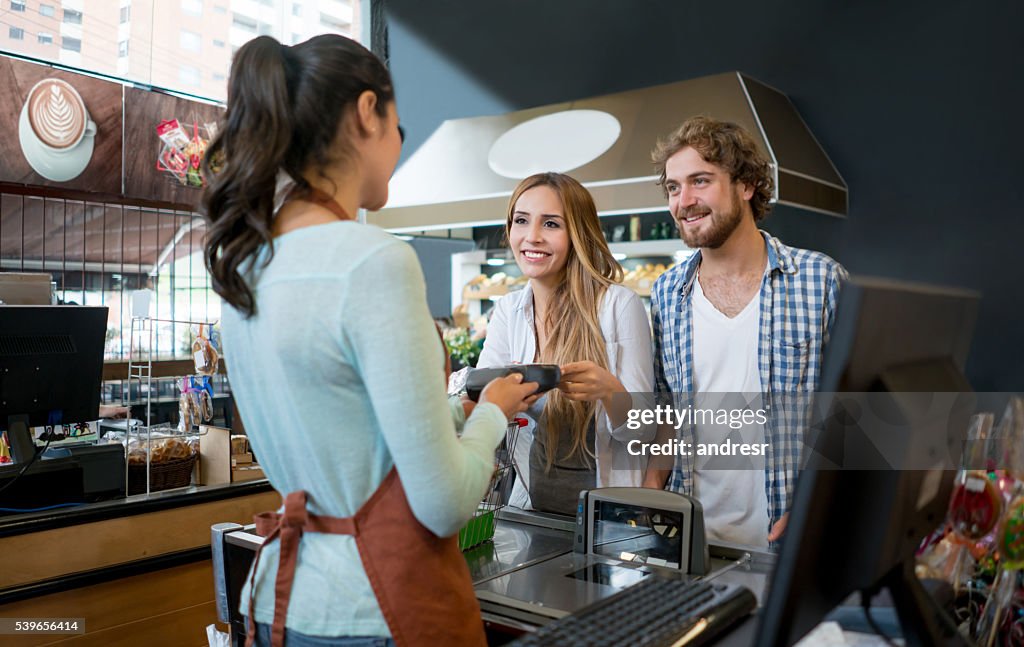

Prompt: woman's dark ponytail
[
  {"left": 202, "top": 34, "right": 394, "bottom": 317},
  {"left": 202, "top": 36, "right": 292, "bottom": 318}
]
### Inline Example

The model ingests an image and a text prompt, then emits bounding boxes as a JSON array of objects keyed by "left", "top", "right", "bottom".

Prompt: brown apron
[{"left": 245, "top": 467, "right": 487, "bottom": 647}]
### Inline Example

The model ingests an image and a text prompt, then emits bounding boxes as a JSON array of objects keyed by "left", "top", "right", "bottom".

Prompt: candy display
[
  {"left": 1001, "top": 496, "right": 1024, "bottom": 570},
  {"left": 155, "top": 117, "right": 219, "bottom": 187},
  {"left": 950, "top": 471, "right": 1004, "bottom": 541}
]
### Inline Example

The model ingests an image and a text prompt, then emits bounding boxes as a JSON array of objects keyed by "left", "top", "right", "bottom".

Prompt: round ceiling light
[{"left": 487, "top": 109, "right": 621, "bottom": 179}]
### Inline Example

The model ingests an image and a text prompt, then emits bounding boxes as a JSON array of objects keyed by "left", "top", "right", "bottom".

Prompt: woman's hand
[
  {"left": 99, "top": 404, "right": 131, "bottom": 419},
  {"left": 558, "top": 361, "right": 623, "bottom": 404},
  {"left": 560, "top": 361, "right": 635, "bottom": 430},
  {"left": 479, "top": 373, "right": 540, "bottom": 420},
  {"left": 460, "top": 394, "right": 476, "bottom": 419}
]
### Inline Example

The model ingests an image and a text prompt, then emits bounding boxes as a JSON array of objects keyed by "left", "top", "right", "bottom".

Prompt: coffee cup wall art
[{"left": 0, "top": 57, "right": 122, "bottom": 193}]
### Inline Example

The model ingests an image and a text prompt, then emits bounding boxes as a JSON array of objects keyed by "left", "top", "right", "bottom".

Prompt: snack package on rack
[
  {"left": 127, "top": 435, "right": 194, "bottom": 464},
  {"left": 179, "top": 377, "right": 201, "bottom": 431},
  {"left": 184, "top": 121, "right": 208, "bottom": 188},
  {"left": 156, "top": 118, "right": 214, "bottom": 187},
  {"left": 178, "top": 376, "right": 216, "bottom": 431},
  {"left": 158, "top": 146, "right": 189, "bottom": 183},
  {"left": 156, "top": 119, "right": 191, "bottom": 185},
  {"left": 192, "top": 324, "right": 220, "bottom": 376},
  {"left": 192, "top": 375, "right": 215, "bottom": 422},
  {"left": 157, "top": 119, "right": 190, "bottom": 149}
]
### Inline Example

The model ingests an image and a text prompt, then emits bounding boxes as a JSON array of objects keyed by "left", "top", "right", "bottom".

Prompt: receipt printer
[{"left": 574, "top": 487, "right": 710, "bottom": 575}]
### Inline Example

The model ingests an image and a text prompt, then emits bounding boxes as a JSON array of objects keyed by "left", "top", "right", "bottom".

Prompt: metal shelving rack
[{"left": 124, "top": 312, "right": 216, "bottom": 495}]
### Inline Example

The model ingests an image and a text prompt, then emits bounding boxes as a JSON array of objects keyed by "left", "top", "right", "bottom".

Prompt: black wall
[
  {"left": 384, "top": 0, "right": 1024, "bottom": 391},
  {"left": 408, "top": 236, "right": 476, "bottom": 319}
]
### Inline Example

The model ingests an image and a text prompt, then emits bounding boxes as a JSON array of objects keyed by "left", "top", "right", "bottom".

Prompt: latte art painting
[
  {"left": 29, "top": 81, "right": 86, "bottom": 149},
  {"left": 18, "top": 77, "right": 97, "bottom": 182}
]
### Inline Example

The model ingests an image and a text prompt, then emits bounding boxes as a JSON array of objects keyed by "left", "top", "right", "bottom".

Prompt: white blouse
[{"left": 478, "top": 282, "right": 656, "bottom": 509}]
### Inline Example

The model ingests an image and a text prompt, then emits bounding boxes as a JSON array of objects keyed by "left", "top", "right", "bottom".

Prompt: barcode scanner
[{"left": 465, "top": 364, "right": 561, "bottom": 402}]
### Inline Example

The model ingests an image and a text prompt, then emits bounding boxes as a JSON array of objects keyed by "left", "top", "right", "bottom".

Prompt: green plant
[{"left": 444, "top": 327, "right": 483, "bottom": 368}]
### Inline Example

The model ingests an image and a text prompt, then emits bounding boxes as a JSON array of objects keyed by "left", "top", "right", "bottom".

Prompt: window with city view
[
  {"left": 0, "top": 1, "right": 362, "bottom": 363},
  {"left": 0, "top": 0, "right": 361, "bottom": 102}
]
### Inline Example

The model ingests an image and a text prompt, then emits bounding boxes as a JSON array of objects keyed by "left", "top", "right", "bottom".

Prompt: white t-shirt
[{"left": 691, "top": 272, "right": 769, "bottom": 548}]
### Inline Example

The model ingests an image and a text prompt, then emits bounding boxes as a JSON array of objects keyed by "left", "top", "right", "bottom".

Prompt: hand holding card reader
[
  {"left": 574, "top": 487, "right": 710, "bottom": 575},
  {"left": 465, "top": 364, "right": 560, "bottom": 402}
]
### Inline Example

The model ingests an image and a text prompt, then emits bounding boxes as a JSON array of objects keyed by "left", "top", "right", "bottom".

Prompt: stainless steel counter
[
  {"left": 466, "top": 510, "right": 576, "bottom": 585},
  {"left": 471, "top": 508, "right": 776, "bottom": 637}
]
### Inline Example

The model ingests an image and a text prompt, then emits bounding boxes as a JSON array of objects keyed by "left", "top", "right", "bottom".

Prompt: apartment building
[{"left": 0, "top": 0, "right": 359, "bottom": 100}]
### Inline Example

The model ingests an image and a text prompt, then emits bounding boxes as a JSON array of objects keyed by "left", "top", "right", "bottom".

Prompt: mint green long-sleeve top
[{"left": 222, "top": 220, "right": 506, "bottom": 638}]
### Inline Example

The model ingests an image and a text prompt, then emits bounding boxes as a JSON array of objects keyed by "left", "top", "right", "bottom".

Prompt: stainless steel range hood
[{"left": 369, "top": 72, "right": 847, "bottom": 232}]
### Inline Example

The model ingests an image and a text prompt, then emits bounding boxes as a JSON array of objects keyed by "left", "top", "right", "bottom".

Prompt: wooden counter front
[{"left": 0, "top": 482, "right": 279, "bottom": 646}]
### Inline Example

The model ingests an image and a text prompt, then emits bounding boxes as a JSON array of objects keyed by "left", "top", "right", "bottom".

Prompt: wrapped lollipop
[
  {"left": 989, "top": 398, "right": 1024, "bottom": 500},
  {"left": 976, "top": 495, "right": 1024, "bottom": 646},
  {"left": 975, "top": 398, "right": 1024, "bottom": 647},
  {"left": 997, "top": 583, "right": 1024, "bottom": 646},
  {"left": 950, "top": 471, "right": 1004, "bottom": 542},
  {"left": 937, "top": 414, "right": 999, "bottom": 592}
]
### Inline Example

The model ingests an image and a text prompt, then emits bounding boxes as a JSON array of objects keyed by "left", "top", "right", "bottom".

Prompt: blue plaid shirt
[{"left": 651, "top": 231, "right": 847, "bottom": 532}]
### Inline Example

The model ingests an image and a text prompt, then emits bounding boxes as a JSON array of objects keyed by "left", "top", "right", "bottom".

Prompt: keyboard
[{"left": 509, "top": 575, "right": 757, "bottom": 647}]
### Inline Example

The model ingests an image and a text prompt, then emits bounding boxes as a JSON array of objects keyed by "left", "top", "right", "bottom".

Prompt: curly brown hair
[{"left": 651, "top": 116, "right": 775, "bottom": 222}]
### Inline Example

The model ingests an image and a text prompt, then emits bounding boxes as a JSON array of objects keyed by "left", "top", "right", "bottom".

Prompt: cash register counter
[
  {"left": 213, "top": 507, "right": 774, "bottom": 646},
  {"left": 467, "top": 509, "right": 772, "bottom": 645},
  {"left": 0, "top": 479, "right": 279, "bottom": 647}
]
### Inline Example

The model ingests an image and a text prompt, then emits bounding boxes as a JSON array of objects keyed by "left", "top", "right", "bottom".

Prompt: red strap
[
  {"left": 245, "top": 491, "right": 356, "bottom": 647},
  {"left": 285, "top": 185, "right": 350, "bottom": 222}
]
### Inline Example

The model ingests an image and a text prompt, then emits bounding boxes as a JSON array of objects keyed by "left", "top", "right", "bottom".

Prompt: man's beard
[{"left": 676, "top": 189, "right": 744, "bottom": 249}]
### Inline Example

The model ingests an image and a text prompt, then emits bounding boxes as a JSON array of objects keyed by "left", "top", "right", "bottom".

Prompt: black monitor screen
[
  {"left": 592, "top": 500, "right": 684, "bottom": 569},
  {"left": 0, "top": 306, "right": 108, "bottom": 457},
  {"left": 755, "top": 277, "right": 978, "bottom": 647}
]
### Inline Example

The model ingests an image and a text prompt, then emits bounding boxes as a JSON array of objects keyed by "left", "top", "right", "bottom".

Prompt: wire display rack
[
  {"left": 124, "top": 313, "right": 216, "bottom": 495},
  {"left": 459, "top": 417, "right": 527, "bottom": 551}
]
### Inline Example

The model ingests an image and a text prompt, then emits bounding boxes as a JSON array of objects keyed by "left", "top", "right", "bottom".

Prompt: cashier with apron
[{"left": 203, "top": 35, "right": 538, "bottom": 647}]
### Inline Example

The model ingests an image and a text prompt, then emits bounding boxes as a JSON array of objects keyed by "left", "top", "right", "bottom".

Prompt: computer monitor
[
  {"left": 755, "top": 277, "right": 979, "bottom": 647},
  {"left": 0, "top": 272, "right": 53, "bottom": 305},
  {"left": 0, "top": 306, "right": 108, "bottom": 464}
]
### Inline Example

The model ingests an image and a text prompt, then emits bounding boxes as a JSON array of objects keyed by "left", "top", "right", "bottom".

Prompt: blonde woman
[{"left": 478, "top": 172, "right": 655, "bottom": 515}]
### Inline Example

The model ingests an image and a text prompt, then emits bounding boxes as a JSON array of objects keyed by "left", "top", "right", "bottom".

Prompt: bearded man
[{"left": 643, "top": 116, "right": 847, "bottom": 548}]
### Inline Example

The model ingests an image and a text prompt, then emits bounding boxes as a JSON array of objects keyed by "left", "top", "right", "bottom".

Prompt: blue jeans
[{"left": 246, "top": 620, "right": 395, "bottom": 647}]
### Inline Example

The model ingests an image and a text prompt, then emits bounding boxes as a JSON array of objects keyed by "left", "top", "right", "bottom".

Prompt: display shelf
[
  {"left": 607, "top": 239, "right": 690, "bottom": 257},
  {"left": 452, "top": 240, "right": 691, "bottom": 317},
  {"left": 125, "top": 300, "right": 218, "bottom": 495}
]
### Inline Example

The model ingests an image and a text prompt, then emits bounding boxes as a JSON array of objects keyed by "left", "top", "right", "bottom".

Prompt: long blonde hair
[{"left": 505, "top": 173, "right": 623, "bottom": 469}]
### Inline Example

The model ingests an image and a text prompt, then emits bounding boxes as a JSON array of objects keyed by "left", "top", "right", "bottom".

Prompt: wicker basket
[{"left": 128, "top": 452, "right": 198, "bottom": 495}]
